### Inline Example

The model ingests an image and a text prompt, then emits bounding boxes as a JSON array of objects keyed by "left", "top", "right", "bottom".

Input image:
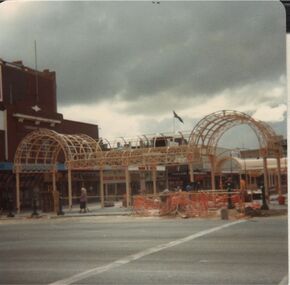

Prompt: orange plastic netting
[{"left": 133, "top": 191, "right": 247, "bottom": 218}]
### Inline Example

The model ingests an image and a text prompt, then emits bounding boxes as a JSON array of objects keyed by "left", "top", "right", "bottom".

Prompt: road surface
[{"left": 0, "top": 215, "right": 287, "bottom": 285}]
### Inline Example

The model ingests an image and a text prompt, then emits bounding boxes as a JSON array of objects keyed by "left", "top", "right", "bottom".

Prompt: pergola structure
[
  {"left": 14, "top": 110, "right": 285, "bottom": 213},
  {"left": 215, "top": 156, "right": 287, "bottom": 190},
  {"left": 188, "top": 110, "right": 284, "bottom": 196},
  {"left": 14, "top": 129, "right": 200, "bottom": 212},
  {"left": 14, "top": 129, "right": 102, "bottom": 212}
]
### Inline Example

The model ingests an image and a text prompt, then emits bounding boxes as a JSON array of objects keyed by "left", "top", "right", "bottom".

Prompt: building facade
[{"left": 0, "top": 58, "right": 99, "bottom": 211}]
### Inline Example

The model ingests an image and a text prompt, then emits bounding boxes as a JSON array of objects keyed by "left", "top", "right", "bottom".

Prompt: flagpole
[
  {"left": 34, "top": 40, "right": 39, "bottom": 103},
  {"left": 173, "top": 116, "right": 175, "bottom": 136}
]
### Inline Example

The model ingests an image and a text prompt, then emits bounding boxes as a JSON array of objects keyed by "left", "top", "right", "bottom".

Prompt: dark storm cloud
[
  {"left": 124, "top": 2, "right": 285, "bottom": 100},
  {"left": 0, "top": 1, "right": 286, "bottom": 108}
]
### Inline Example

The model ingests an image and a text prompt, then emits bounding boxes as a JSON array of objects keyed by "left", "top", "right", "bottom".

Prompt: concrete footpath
[
  {"left": 0, "top": 200, "right": 287, "bottom": 221},
  {"left": 0, "top": 201, "right": 132, "bottom": 220}
]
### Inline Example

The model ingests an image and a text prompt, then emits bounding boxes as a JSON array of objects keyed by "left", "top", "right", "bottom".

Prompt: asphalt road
[{"left": 0, "top": 215, "right": 288, "bottom": 285}]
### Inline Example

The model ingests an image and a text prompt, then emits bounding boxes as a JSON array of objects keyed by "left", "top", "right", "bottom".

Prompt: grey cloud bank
[{"left": 0, "top": 1, "right": 287, "bottom": 143}]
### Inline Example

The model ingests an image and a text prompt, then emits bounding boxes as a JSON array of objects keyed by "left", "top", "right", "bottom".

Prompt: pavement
[
  {"left": 0, "top": 201, "right": 132, "bottom": 220},
  {"left": 0, "top": 197, "right": 287, "bottom": 221}
]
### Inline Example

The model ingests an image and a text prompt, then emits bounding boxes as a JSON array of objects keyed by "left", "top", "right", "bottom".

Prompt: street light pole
[
  {"left": 260, "top": 184, "right": 269, "bottom": 210},
  {"left": 230, "top": 151, "right": 233, "bottom": 179},
  {"left": 226, "top": 178, "right": 234, "bottom": 209}
]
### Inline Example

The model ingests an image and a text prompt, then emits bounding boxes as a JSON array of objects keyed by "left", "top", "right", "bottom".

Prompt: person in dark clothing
[{"left": 79, "top": 187, "right": 88, "bottom": 213}]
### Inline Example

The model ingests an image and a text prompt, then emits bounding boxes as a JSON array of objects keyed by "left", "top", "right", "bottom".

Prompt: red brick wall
[
  {"left": 1, "top": 62, "right": 57, "bottom": 114},
  {"left": 1, "top": 60, "right": 99, "bottom": 162},
  {"left": 6, "top": 112, "right": 99, "bottom": 161},
  {"left": 57, "top": 119, "right": 99, "bottom": 139}
]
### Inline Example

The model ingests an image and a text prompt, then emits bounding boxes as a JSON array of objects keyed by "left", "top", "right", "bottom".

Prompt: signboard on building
[
  {"left": 103, "top": 170, "right": 126, "bottom": 184},
  {"left": 21, "top": 163, "right": 54, "bottom": 172},
  {"left": 128, "top": 165, "right": 166, "bottom": 171}
]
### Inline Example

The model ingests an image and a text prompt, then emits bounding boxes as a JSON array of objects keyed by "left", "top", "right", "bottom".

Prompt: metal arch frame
[
  {"left": 13, "top": 110, "right": 285, "bottom": 212},
  {"left": 12, "top": 114, "right": 282, "bottom": 171},
  {"left": 188, "top": 110, "right": 284, "bottom": 196},
  {"left": 68, "top": 144, "right": 200, "bottom": 170},
  {"left": 215, "top": 156, "right": 241, "bottom": 174},
  {"left": 188, "top": 110, "right": 282, "bottom": 156},
  {"left": 14, "top": 129, "right": 102, "bottom": 172},
  {"left": 65, "top": 136, "right": 200, "bottom": 208},
  {"left": 67, "top": 130, "right": 200, "bottom": 170},
  {"left": 14, "top": 128, "right": 102, "bottom": 212},
  {"left": 14, "top": 129, "right": 68, "bottom": 172},
  {"left": 214, "top": 156, "right": 242, "bottom": 190},
  {"left": 101, "top": 138, "right": 112, "bottom": 149}
]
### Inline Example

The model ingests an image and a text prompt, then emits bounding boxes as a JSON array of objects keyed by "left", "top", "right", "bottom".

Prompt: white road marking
[
  {"left": 278, "top": 275, "right": 288, "bottom": 285},
  {"left": 48, "top": 220, "right": 245, "bottom": 285}
]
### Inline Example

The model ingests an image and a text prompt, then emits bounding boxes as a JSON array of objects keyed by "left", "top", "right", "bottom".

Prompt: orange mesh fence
[
  {"left": 159, "top": 192, "right": 205, "bottom": 217},
  {"left": 133, "top": 191, "right": 248, "bottom": 218},
  {"left": 133, "top": 195, "right": 161, "bottom": 216}
]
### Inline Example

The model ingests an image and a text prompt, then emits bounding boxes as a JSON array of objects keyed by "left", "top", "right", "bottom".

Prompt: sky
[{"left": 0, "top": 0, "right": 287, "bottom": 149}]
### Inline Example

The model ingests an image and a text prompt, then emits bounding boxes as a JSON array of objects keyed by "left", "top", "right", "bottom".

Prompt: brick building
[{"left": 0, "top": 58, "right": 99, "bottom": 211}]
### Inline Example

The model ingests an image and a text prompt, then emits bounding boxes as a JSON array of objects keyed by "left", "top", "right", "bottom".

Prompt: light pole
[
  {"left": 31, "top": 186, "right": 39, "bottom": 217},
  {"left": 226, "top": 178, "right": 234, "bottom": 209},
  {"left": 230, "top": 151, "right": 233, "bottom": 179},
  {"left": 260, "top": 184, "right": 269, "bottom": 210}
]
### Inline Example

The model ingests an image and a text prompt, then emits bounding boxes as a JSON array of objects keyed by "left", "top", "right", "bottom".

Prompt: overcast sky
[{"left": 0, "top": 0, "right": 287, "bottom": 148}]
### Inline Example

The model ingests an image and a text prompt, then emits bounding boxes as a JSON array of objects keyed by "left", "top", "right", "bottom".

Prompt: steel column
[
  {"left": 100, "top": 169, "right": 104, "bottom": 208},
  {"left": 189, "top": 163, "right": 194, "bottom": 183},
  {"left": 68, "top": 168, "right": 72, "bottom": 209},
  {"left": 125, "top": 167, "right": 131, "bottom": 207},
  {"left": 263, "top": 157, "right": 269, "bottom": 200},
  {"left": 210, "top": 156, "right": 216, "bottom": 190},
  {"left": 152, "top": 166, "right": 157, "bottom": 195},
  {"left": 16, "top": 172, "right": 20, "bottom": 214},
  {"left": 276, "top": 156, "right": 282, "bottom": 196},
  {"left": 52, "top": 170, "right": 57, "bottom": 192}
]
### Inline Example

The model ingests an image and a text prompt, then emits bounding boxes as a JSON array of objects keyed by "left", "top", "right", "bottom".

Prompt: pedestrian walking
[{"left": 79, "top": 187, "right": 88, "bottom": 213}]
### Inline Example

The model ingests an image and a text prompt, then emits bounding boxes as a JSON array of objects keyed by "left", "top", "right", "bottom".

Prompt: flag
[{"left": 173, "top": 110, "right": 184, "bottom": 123}]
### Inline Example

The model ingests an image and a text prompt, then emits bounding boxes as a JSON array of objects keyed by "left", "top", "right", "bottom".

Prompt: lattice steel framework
[
  {"left": 12, "top": 111, "right": 285, "bottom": 213},
  {"left": 69, "top": 144, "right": 200, "bottom": 170},
  {"left": 14, "top": 129, "right": 201, "bottom": 171},
  {"left": 14, "top": 128, "right": 102, "bottom": 172},
  {"left": 188, "top": 110, "right": 283, "bottom": 157},
  {"left": 14, "top": 111, "right": 283, "bottom": 171}
]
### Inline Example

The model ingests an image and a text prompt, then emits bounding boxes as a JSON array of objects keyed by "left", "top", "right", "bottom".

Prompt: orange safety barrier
[
  {"left": 132, "top": 191, "right": 246, "bottom": 218},
  {"left": 159, "top": 192, "right": 205, "bottom": 217},
  {"left": 133, "top": 195, "right": 160, "bottom": 216}
]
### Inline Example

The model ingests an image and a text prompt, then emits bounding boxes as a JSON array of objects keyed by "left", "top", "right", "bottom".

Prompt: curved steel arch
[
  {"left": 14, "top": 128, "right": 102, "bottom": 172},
  {"left": 12, "top": 112, "right": 285, "bottom": 213},
  {"left": 188, "top": 110, "right": 282, "bottom": 157},
  {"left": 188, "top": 110, "right": 283, "bottom": 195},
  {"left": 215, "top": 156, "right": 241, "bottom": 174}
]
